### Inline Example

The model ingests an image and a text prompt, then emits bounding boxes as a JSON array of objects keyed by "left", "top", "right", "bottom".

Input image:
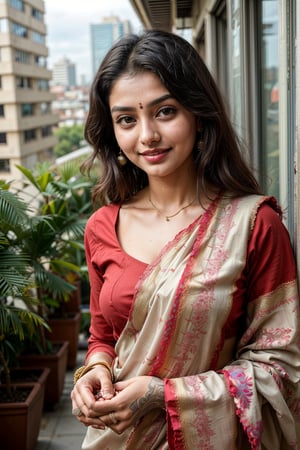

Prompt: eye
[
  {"left": 157, "top": 106, "right": 176, "bottom": 118},
  {"left": 115, "top": 115, "right": 136, "bottom": 127}
]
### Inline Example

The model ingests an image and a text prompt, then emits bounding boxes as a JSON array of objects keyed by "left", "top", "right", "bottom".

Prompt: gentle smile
[{"left": 140, "top": 148, "right": 171, "bottom": 156}]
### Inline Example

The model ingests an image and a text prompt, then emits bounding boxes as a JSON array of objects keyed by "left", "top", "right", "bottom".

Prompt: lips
[
  {"left": 140, "top": 148, "right": 170, "bottom": 156},
  {"left": 140, "top": 148, "right": 171, "bottom": 163}
]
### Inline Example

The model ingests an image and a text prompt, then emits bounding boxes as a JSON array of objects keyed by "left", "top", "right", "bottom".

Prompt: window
[
  {"left": 259, "top": 0, "right": 279, "bottom": 198},
  {"left": 21, "top": 103, "right": 34, "bottom": 116},
  {"left": 32, "top": 31, "right": 44, "bottom": 44},
  {"left": 38, "top": 79, "right": 49, "bottom": 90},
  {"left": 12, "top": 22, "right": 28, "bottom": 38},
  {"left": 41, "top": 126, "right": 52, "bottom": 137},
  {"left": 24, "top": 129, "right": 36, "bottom": 142},
  {"left": 0, "top": 132, "right": 7, "bottom": 144},
  {"left": 213, "top": 1, "right": 228, "bottom": 95},
  {"left": 0, "top": 76, "right": 2, "bottom": 88},
  {"left": 0, "top": 104, "right": 4, "bottom": 116},
  {"left": 34, "top": 55, "right": 47, "bottom": 67},
  {"left": 15, "top": 49, "right": 30, "bottom": 64},
  {"left": 0, "top": 159, "right": 10, "bottom": 172},
  {"left": 32, "top": 7, "right": 43, "bottom": 21},
  {"left": 16, "top": 76, "right": 31, "bottom": 88},
  {"left": 230, "top": 0, "right": 245, "bottom": 138},
  {"left": 9, "top": 0, "right": 25, "bottom": 11}
]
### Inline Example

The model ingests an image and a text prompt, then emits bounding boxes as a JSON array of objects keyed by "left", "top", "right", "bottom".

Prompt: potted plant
[
  {"left": 16, "top": 162, "right": 93, "bottom": 369},
  {"left": 0, "top": 177, "right": 71, "bottom": 409},
  {"left": 0, "top": 184, "right": 49, "bottom": 450}
]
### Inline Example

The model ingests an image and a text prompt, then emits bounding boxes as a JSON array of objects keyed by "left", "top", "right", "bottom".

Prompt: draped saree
[{"left": 82, "top": 194, "right": 300, "bottom": 450}]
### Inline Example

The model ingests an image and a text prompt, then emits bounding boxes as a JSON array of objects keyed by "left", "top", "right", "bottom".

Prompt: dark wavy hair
[{"left": 82, "top": 29, "right": 261, "bottom": 205}]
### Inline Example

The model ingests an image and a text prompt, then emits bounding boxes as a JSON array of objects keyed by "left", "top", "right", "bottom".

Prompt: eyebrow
[{"left": 111, "top": 94, "right": 173, "bottom": 113}]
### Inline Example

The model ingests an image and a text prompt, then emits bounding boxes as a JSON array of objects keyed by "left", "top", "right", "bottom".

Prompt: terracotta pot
[
  {"left": 47, "top": 311, "right": 81, "bottom": 369},
  {"left": 20, "top": 341, "right": 69, "bottom": 409},
  {"left": 0, "top": 382, "right": 45, "bottom": 450},
  {"left": 61, "top": 279, "right": 82, "bottom": 313},
  {"left": 3, "top": 367, "right": 50, "bottom": 387}
]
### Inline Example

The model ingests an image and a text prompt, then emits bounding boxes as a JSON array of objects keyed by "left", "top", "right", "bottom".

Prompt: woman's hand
[
  {"left": 72, "top": 375, "right": 165, "bottom": 434},
  {"left": 71, "top": 365, "right": 115, "bottom": 428}
]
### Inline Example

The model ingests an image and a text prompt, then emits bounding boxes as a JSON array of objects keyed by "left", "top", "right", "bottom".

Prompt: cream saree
[{"left": 83, "top": 195, "right": 300, "bottom": 449}]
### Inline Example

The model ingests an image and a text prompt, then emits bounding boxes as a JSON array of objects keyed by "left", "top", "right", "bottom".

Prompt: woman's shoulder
[{"left": 85, "top": 203, "right": 120, "bottom": 237}]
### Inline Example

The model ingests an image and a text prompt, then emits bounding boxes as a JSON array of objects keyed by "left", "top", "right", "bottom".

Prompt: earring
[
  {"left": 197, "top": 133, "right": 204, "bottom": 151},
  {"left": 117, "top": 149, "right": 127, "bottom": 166}
]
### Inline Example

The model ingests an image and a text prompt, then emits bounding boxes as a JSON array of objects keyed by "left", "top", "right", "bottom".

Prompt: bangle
[{"left": 73, "top": 361, "right": 114, "bottom": 385}]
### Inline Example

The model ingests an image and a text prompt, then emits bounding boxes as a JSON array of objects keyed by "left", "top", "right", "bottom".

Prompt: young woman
[{"left": 71, "top": 30, "right": 300, "bottom": 449}]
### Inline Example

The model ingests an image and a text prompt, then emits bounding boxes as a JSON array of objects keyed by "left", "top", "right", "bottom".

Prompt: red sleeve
[
  {"left": 84, "top": 212, "right": 117, "bottom": 361},
  {"left": 246, "top": 203, "right": 297, "bottom": 302}
]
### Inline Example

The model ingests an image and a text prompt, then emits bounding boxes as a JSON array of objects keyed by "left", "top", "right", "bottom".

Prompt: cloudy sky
[{"left": 44, "top": 0, "right": 142, "bottom": 83}]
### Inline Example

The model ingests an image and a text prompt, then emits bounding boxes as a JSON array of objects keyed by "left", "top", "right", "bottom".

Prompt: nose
[{"left": 140, "top": 121, "right": 160, "bottom": 146}]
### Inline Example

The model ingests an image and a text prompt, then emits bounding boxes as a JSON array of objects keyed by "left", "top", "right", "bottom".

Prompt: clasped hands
[{"left": 71, "top": 365, "right": 165, "bottom": 434}]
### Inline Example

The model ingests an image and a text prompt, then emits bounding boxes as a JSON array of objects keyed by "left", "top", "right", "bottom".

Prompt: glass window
[
  {"left": 16, "top": 76, "right": 31, "bottom": 88},
  {"left": 0, "top": 132, "right": 7, "bottom": 144},
  {"left": 0, "top": 104, "right": 4, "bottom": 116},
  {"left": 0, "top": 159, "right": 10, "bottom": 172},
  {"left": 32, "top": 7, "right": 43, "bottom": 21},
  {"left": 32, "top": 31, "right": 44, "bottom": 44},
  {"left": 34, "top": 55, "right": 47, "bottom": 67},
  {"left": 15, "top": 49, "right": 30, "bottom": 64},
  {"left": 38, "top": 79, "right": 49, "bottom": 90},
  {"left": 12, "top": 22, "right": 28, "bottom": 38},
  {"left": 9, "top": 0, "right": 25, "bottom": 11},
  {"left": 24, "top": 129, "right": 36, "bottom": 142},
  {"left": 230, "top": 0, "right": 245, "bottom": 138},
  {"left": 260, "top": 1, "right": 279, "bottom": 198},
  {"left": 21, "top": 103, "right": 34, "bottom": 116},
  {"left": 41, "top": 125, "right": 52, "bottom": 137}
]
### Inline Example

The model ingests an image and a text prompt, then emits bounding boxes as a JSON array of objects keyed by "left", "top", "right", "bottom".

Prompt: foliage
[
  {"left": 15, "top": 162, "right": 94, "bottom": 309},
  {"left": 54, "top": 124, "right": 85, "bottom": 157},
  {"left": 0, "top": 186, "right": 48, "bottom": 397}
]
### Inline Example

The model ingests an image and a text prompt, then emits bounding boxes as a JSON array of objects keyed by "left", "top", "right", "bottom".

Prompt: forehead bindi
[{"left": 109, "top": 72, "right": 170, "bottom": 111}]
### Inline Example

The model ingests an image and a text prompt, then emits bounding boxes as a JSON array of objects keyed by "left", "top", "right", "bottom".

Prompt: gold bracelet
[{"left": 73, "top": 361, "right": 114, "bottom": 385}]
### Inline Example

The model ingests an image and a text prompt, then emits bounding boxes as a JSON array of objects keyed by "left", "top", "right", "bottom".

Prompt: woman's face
[{"left": 109, "top": 71, "right": 199, "bottom": 180}]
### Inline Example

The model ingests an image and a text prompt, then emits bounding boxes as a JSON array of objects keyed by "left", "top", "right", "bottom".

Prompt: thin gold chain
[{"left": 149, "top": 196, "right": 196, "bottom": 221}]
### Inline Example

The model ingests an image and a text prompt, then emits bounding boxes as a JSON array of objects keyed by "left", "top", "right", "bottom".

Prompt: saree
[{"left": 82, "top": 194, "right": 300, "bottom": 449}]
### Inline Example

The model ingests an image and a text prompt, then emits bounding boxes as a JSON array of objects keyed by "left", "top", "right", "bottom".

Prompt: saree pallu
[{"left": 82, "top": 195, "right": 300, "bottom": 450}]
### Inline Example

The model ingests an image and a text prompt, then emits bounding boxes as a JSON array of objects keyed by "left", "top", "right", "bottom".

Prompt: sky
[{"left": 44, "top": 0, "right": 143, "bottom": 84}]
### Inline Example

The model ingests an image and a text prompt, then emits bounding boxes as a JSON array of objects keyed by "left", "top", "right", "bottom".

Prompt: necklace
[{"left": 149, "top": 196, "right": 196, "bottom": 221}]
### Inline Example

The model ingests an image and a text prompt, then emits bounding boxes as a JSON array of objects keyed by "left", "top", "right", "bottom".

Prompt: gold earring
[
  {"left": 117, "top": 150, "right": 127, "bottom": 166},
  {"left": 197, "top": 132, "right": 204, "bottom": 151}
]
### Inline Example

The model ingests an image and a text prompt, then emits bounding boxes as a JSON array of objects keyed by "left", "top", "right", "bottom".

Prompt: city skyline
[{"left": 45, "top": 0, "right": 142, "bottom": 84}]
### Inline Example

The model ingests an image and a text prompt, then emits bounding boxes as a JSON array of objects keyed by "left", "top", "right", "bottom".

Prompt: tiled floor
[{"left": 36, "top": 350, "right": 86, "bottom": 450}]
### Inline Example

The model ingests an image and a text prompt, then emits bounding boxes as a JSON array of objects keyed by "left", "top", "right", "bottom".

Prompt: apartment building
[
  {"left": 0, "top": 0, "right": 58, "bottom": 181},
  {"left": 130, "top": 0, "right": 300, "bottom": 270}
]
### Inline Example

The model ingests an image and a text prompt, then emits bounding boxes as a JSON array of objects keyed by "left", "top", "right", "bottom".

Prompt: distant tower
[
  {"left": 0, "top": 0, "right": 58, "bottom": 180},
  {"left": 90, "top": 16, "right": 132, "bottom": 77},
  {"left": 52, "top": 57, "right": 76, "bottom": 88}
]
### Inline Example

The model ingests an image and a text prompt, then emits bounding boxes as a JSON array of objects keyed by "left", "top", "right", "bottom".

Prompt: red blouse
[{"left": 84, "top": 201, "right": 295, "bottom": 362}]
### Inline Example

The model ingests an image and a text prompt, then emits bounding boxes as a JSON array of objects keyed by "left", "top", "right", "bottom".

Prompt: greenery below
[{"left": 54, "top": 124, "right": 85, "bottom": 158}]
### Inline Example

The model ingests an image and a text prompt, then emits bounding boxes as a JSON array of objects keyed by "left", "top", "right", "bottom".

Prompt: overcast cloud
[{"left": 44, "top": 0, "right": 142, "bottom": 83}]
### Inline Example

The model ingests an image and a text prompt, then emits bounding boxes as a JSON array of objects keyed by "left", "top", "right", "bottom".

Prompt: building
[
  {"left": 0, "top": 0, "right": 58, "bottom": 181},
  {"left": 130, "top": 0, "right": 300, "bottom": 274},
  {"left": 51, "top": 84, "right": 89, "bottom": 127},
  {"left": 90, "top": 16, "right": 132, "bottom": 77},
  {"left": 52, "top": 56, "right": 76, "bottom": 88}
]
